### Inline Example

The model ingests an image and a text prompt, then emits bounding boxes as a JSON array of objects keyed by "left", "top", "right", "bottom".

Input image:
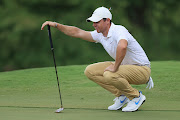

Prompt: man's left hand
[{"left": 104, "top": 64, "right": 117, "bottom": 73}]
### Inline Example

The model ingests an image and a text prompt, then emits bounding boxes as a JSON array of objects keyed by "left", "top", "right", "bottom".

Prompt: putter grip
[{"left": 47, "top": 25, "right": 54, "bottom": 49}]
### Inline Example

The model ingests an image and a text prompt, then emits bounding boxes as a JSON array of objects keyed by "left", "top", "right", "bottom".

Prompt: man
[{"left": 41, "top": 7, "right": 154, "bottom": 112}]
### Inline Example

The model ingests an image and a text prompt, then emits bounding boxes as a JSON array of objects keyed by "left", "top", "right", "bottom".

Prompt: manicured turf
[{"left": 0, "top": 61, "right": 180, "bottom": 120}]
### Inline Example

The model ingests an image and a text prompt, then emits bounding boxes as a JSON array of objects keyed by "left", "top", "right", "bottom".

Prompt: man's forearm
[
  {"left": 114, "top": 39, "right": 127, "bottom": 71},
  {"left": 114, "top": 48, "right": 126, "bottom": 71},
  {"left": 56, "top": 23, "right": 81, "bottom": 38}
]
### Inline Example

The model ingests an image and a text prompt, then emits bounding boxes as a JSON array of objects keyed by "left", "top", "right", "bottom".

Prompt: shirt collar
[{"left": 106, "top": 22, "right": 115, "bottom": 38}]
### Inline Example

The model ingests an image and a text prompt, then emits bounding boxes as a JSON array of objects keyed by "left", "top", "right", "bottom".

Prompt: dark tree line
[{"left": 0, "top": 0, "right": 179, "bottom": 71}]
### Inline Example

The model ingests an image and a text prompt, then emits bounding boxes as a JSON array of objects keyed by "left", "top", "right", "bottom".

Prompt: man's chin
[{"left": 97, "top": 30, "right": 100, "bottom": 33}]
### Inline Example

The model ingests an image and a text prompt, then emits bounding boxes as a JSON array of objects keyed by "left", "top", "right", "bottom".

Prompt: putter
[{"left": 47, "top": 25, "right": 64, "bottom": 113}]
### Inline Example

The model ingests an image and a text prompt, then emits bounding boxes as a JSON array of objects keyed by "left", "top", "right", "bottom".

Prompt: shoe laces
[
  {"left": 127, "top": 97, "right": 140, "bottom": 106},
  {"left": 127, "top": 100, "right": 135, "bottom": 106},
  {"left": 113, "top": 97, "right": 119, "bottom": 101}
]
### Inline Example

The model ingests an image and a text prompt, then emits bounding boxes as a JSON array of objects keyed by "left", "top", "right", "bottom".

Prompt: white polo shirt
[{"left": 90, "top": 23, "right": 150, "bottom": 66}]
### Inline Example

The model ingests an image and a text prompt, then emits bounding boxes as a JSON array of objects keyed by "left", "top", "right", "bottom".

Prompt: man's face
[{"left": 93, "top": 19, "right": 108, "bottom": 33}]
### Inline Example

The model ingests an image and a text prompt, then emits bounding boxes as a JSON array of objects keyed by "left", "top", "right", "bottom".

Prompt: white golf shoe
[
  {"left": 108, "top": 95, "right": 129, "bottom": 110},
  {"left": 122, "top": 91, "right": 146, "bottom": 112}
]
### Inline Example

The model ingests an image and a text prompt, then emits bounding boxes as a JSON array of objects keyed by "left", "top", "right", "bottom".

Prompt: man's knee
[
  {"left": 84, "top": 65, "right": 93, "bottom": 79},
  {"left": 103, "top": 71, "right": 112, "bottom": 80},
  {"left": 103, "top": 71, "right": 118, "bottom": 83}
]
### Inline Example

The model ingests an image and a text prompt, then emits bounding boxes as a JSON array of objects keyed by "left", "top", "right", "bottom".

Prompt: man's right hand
[{"left": 41, "top": 21, "right": 57, "bottom": 30}]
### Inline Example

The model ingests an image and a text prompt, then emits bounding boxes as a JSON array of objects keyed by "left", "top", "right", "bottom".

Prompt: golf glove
[{"left": 146, "top": 77, "right": 154, "bottom": 89}]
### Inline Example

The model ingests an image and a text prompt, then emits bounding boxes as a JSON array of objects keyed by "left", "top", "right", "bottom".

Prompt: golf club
[{"left": 47, "top": 25, "right": 64, "bottom": 113}]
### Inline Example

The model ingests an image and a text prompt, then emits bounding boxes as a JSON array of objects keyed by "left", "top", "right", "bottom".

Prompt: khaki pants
[{"left": 84, "top": 62, "right": 151, "bottom": 100}]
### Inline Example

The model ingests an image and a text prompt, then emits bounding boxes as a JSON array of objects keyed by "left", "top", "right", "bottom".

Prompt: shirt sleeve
[
  {"left": 90, "top": 30, "right": 100, "bottom": 43},
  {"left": 116, "top": 26, "right": 129, "bottom": 44}
]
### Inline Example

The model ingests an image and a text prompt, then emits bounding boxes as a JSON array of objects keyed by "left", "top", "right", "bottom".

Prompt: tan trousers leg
[{"left": 84, "top": 62, "right": 151, "bottom": 100}]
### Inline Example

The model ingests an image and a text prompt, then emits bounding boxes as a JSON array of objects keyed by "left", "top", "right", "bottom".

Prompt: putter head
[{"left": 55, "top": 107, "right": 64, "bottom": 113}]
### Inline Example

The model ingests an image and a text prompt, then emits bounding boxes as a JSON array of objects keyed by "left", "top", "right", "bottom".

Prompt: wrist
[
  {"left": 53, "top": 22, "right": 58, "bottom": 28},
  {"left": 114, "top": 63, "right": 120, "bottom": 71}
]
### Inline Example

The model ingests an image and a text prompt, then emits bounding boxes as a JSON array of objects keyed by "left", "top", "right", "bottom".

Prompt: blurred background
[{"left": 0, "top": 0, "right": 180, "bottom": 72}]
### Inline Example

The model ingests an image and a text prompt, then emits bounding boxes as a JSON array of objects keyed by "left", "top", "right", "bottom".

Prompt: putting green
[
  {"left": 1, "top": 107, "right": 179, "bottom": 120},
  {"left": 0, "top": 61, "right": 180, "bottom": 120}
]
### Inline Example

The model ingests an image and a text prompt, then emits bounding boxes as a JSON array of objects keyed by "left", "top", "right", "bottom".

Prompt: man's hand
[
  {"left": 41, "top": 21, "right": 57, "bottom": 30},
  {"left": 104, "top": 64, "right": 117, "bottom": 73}
]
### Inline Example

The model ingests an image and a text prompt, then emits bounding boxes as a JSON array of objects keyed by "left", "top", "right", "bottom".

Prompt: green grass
[{"left": 0, "top": 61, "right": 180, "bottom": 120}]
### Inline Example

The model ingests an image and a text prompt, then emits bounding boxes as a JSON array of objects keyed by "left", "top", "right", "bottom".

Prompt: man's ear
[
  {"left": 106, "top": 18, "right": 111, "bottom": 24},
  {"left": 107, "top": 18, "right": 111, "bottom": 21}
]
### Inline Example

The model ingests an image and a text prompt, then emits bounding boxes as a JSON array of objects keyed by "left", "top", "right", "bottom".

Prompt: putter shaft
[{"left": 47, "top": 25, "right": 63, "bottom": 108}]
